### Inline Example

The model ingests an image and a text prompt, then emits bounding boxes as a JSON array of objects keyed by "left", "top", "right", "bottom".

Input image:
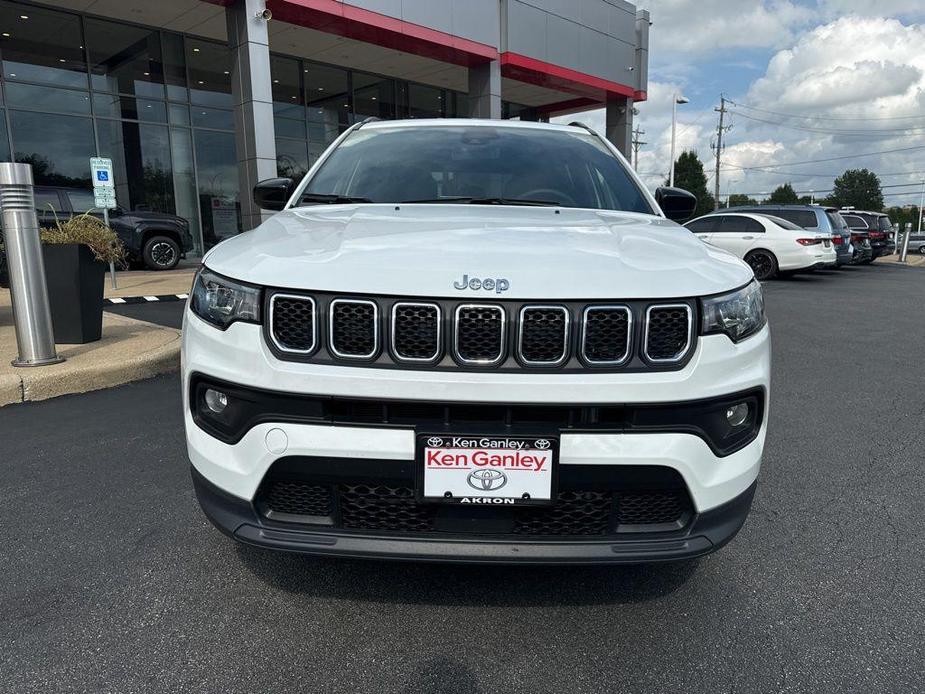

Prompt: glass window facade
[{"left": 0, "top": 0, "right": 474, "bottom": 255}]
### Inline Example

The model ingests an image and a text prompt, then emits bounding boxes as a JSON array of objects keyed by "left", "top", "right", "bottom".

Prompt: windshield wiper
[
  {"left": 298, "top": 193, "right": 374, "bottom": 205},
  {"left": 399, "top": 196, "right": 559, "bottom": 207}
]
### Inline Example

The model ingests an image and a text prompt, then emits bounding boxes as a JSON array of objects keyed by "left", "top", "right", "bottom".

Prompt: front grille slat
[
  {"left": 269, "top": 294, "right": 317, "bottom": 354},
  {"left": 644, "top": 304, "right": 692, "bottom": 362},
  {"left": 454, "top": 304, "right": 506, "bottom": 366},
  {"left": 519, "top": 306, "right": 569, "bottom": 365},
  {"left": 330, "top": 299, "right": 378, "bottom": 359},
  {"left": 581, "top": 306, "right": 631, "bottom": 365},
  {"left": 392, "top": 302, "right": 441, "bottom": 362}
]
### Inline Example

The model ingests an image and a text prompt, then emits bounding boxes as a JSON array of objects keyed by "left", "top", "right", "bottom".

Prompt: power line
[
  {"left": 727, "top": 181, "right": 924, "bottom": 197},
  {"left": 721, "top": 164, "right": 925, "bottom": 179},
  {"left": 724, "top": 143, "right": 925, "bottom": 170},
  {"left": 727, "top": 99, "right": 925, "bottom": 122},
  {"left": 727, "top": 109, "right": 925, "bottom": 135}
]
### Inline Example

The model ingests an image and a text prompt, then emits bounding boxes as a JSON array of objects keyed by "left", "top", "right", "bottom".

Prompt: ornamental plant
[{"left": 41, "top": 212, "right": 126, "bottom": 266}]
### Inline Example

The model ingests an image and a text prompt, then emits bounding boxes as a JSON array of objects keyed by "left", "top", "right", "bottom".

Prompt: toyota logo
[
  {"left": 427, "top": 437, "right": 444, "bottom": 447},
  {"left": 535, "top": 439, "right": 551, "bottom": 449},
  {"left": 467, "top": 468, "right": 508, "bottom": 491}
]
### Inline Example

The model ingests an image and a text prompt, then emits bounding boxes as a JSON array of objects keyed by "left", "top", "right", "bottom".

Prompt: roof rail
[
  {"left": 356, "top": 116, "right": 382, "bottom": 129},
  {"left": 568, "top": 121, "right": 596, "bottom": 134}
]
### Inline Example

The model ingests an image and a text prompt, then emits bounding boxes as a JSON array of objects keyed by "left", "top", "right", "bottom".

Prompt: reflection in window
[
  {"left": 195, "top": 129, "right": 240, "bottom": 249},
  {"left": 5, "top": 83, "right": 91, "bottom": 114},
  {"left": 85, "top": 18, "right": 164, "bottom": 98},
  {"left": 353, "top": 72, "right": 395, "bottom": 120},
  {"left": 0, "top": 109, "right": 10, "bottom": 161},
  {"left": 276, "top": 138, "right": 308, "bottom": 180},
  {"left": 305, "top": 64, "right": 349, "bottom": 130},
  {"left": 0, "top": 4, "right": 86, "bottom": 88},
  {"left": 191, "top": 106, "right": 234, "bottom": 130},
  {"left": 171, "top": 127, "right": 203, "bottom": 255},
  {"left": 409, "top": 84, "right": 444, "bottom": 119},
  {"left": 97, "top": 119, "right": 174, "bottom": 213},
  {"left": 187, "top": 39, "right": 232, "bottom": 108},
  {"left": 10, "top": 110, "right": 94, "bottom": 188},
  {"left": 65, "top": 189, "right": 97, "bottom": 213},
  {"left": 93, "top": 94, "right": 167, "bottom": 123},
  {"left": 161, "top": 33, "right": 188, "bottom": 102}
]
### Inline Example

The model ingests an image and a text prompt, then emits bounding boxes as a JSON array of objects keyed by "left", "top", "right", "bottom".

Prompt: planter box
[{"left": 42, "top": 243, "right": 106, "bottom": 344}]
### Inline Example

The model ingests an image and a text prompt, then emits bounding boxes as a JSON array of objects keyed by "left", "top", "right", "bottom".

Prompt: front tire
[
  {"left": 745, "top": 250, "right": 778, "bottom": 280},
  {"left": 142, "top": 235, "right": 180, "bottom": 271},
  {"left": 918, "top": 245, "right": 925, "bottom": 255}
]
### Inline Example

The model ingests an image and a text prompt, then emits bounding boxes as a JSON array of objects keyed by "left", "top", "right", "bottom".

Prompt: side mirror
[
  {"left": 254, "top": 178, "right": 295, "bottom": 212},
  {"left": 655, "top": 186, "right": 698, "bottom": 222}
]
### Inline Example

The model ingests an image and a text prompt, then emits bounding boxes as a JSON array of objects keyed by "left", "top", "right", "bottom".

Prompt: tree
[
  {"left": 667, "top": 150, "right": 715, "bottom": 217},
  {"left": 727, "top": 193, "right": 757, "bottom": 208},
  {"left": 768, "top": 183, "right": 799, "bottom": 204},
  {"left": 831, "top": 169, "right": 884, "bottom": 210}
]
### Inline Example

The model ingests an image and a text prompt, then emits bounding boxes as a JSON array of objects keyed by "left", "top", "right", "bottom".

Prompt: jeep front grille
[
  {"left": 329, "top": 299, "right": 378, "bottom": 359},
  {"left": 265, "top": 293, "right": 697, "bottom": 372}
]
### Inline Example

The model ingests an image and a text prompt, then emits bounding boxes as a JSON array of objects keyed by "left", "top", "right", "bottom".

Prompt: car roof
[{"left": 728, "top": 204, "right": 822, "bottom": 211}]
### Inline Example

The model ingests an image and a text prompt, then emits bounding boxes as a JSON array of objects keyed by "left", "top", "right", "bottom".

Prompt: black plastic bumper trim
[{"left": 191, "top": 466, "right": 757, "bottom": 565}]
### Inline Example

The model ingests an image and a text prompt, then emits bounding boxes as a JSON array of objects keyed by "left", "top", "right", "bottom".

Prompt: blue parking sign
[{"left": 97, "top": 171, "right": 109, "bottom": 182}]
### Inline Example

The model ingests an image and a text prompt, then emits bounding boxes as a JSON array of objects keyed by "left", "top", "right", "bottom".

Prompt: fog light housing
[
  {"left": 204, "top": 388, "right": 228, "bottom": 414},
  {"left": 725, "top": 403, "right": 750, "bottom": 428}
]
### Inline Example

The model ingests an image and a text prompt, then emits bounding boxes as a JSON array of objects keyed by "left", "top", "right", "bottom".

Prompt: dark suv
[
  {"left": 33, "top": 187, "right": 194, "bottom": 271},
  {"left": 839, "top": 210, "right": 896, "bottom": 260}
]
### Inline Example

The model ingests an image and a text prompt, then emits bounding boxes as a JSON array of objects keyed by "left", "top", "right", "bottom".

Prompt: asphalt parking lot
[{"left": 3, "top": 264, "right": 923, "bottom": 693}]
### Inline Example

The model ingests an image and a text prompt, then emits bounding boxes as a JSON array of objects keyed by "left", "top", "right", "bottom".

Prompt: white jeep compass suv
[{"left": 183, "top": 119, "right": 770, "bottom": 564}]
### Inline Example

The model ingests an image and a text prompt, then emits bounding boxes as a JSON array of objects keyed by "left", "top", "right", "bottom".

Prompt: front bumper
[{"left": 193, "top": 465, "right": 757, "bottom": 564}]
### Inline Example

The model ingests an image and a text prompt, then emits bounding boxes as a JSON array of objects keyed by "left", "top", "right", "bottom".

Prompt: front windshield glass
[{"left": 300, "top": 125, "right": 654, "bottom": 213}]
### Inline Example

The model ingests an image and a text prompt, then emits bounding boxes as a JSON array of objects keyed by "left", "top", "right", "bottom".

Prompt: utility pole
[
  {"left": 631, "top": 126, "right": 646, "bottom": 171},
  {"left": 711, "top": 96, "right": 731, "bottom": 210}
]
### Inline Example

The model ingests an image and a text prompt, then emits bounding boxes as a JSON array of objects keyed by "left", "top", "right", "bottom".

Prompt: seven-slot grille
[{"left": 267, "top": 294, "right": 695, "bottom": 370}]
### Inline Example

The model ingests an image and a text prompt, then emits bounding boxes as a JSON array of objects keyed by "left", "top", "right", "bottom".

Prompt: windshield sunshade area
[{"left": 299, "top": 125, "right": 654, "bottom": 214}]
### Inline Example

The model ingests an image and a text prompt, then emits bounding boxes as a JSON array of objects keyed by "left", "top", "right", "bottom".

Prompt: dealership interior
[{"left": 0, "top": 0, "right": 648, "bottom": 256}]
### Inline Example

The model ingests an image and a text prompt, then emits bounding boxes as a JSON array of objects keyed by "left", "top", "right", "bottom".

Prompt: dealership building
[{"left": 0, "top": 0, "right": 649, "bottom": 254}]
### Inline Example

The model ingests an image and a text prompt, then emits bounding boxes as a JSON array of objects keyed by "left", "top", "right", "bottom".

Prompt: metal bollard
[{"left": 0, "top": 162, "right": 64, "bottom": 366}]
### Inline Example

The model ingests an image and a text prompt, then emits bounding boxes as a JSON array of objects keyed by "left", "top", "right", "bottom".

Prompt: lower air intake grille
[
  {"left": 455, "top": 304, "right": 505, "bottom": 365},
  {"left": 392, "top": 303, "right": 440, "bottom": 361},
  {"left": 339, "top": 484, "right": 437, "bottom": 531},
  {"left": 616, "top": 490, "right": 686, "bottom": 525},
  {"left": 645, "top": 305, "right": 691, "bottom": 362},
  {"left": 330, "top": 299, "right": 377, "bottom": 358},
  {"left": 270, "top": 295, "right": 316, "bottom": 353},
  {"left": 263, "top": 480, "right": 333, "bottom": 516},
  {"left": 519, "top": 306, "right": 568, "bottom": 364},
  {"left": 513, "top": 491, "right": 613, "bottom": 535}
]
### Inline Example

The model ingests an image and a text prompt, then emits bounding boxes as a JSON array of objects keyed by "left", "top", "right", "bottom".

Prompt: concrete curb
[{"left": 1, "top": 314, "right": 181, "bottom": 406}]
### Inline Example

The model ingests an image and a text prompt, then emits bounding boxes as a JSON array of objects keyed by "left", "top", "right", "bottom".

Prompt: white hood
[{"left": 204, "top": 204, "right": 752, "bottom": 299}]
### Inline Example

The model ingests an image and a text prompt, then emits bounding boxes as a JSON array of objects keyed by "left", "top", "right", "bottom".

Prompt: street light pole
[{"left": 669, "top": 93, "right": 689, "bottom": 188}]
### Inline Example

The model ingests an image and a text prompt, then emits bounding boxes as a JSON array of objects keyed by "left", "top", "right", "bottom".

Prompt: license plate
[
  {"left": 418, "top": 434, "right": 557, "bottom": 506},
  {"left": 824, "top": 239, "right": 831, "bottom": 248}
]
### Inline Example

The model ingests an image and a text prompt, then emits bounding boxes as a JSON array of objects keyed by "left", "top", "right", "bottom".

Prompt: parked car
[
  {"left": 840, "top": 210, "right": 896, "bottom": 259},
  {"left": 840, "top": 213, "right": 875, "bottom": 264},
  {"left": 184, "top": 119, "right": 770, "bottom": 564},
  {"left": 32, "top": 186, "right": 194, "bottom": 271},
  {"left": 685, "top": 212, "right": 836, "bottom": 280},
  {"left": 728, "top": 204, "right": 853, "bottom": 266},
  {"left": 905, "top": 232, "right": 925, "bottom": 254}
]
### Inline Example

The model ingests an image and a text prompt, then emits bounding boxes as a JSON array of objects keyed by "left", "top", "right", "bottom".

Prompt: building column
[
  {"left": 605, "top": 93, "right": 633, "bottom": 160},
  {"left": 226, "top": 0, "right": 277, "bottom": 231},
  {"left": 468, "top": 60, "right": 502, "bottom": 119}
]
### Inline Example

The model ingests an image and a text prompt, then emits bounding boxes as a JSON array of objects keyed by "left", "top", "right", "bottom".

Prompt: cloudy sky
[{"left": 558, "top": 0, "right": 925, "bottom": 206}]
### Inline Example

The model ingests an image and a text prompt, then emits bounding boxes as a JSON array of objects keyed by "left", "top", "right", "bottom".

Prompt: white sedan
[{"left": 684, "top": 212, "right": 837, "bottom": 280}]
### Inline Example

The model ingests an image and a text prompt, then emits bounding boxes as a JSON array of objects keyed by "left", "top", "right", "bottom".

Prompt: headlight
[
  {"left": 190, "top": 267, "right": 261, "bottom": 329},
  {"left": 701, "top": 280, "right": 765, "bottom": 343}
]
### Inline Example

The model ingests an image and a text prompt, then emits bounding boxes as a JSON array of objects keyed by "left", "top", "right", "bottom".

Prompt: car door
[
  {"left": 713, "top": 215, "right": 764, "bottom": 259},
  {"left": 684, "top": 216, "right": 720, "bottom": 244}
]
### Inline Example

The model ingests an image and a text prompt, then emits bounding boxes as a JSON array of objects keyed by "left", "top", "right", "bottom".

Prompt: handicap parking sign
[{"left": 96, "top": 170, "right": 109, "bottom": 182}]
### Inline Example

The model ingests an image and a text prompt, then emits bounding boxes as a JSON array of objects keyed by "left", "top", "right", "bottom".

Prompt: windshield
[{"left": 300, "top": 125, "right": 654, "bottom": 213}]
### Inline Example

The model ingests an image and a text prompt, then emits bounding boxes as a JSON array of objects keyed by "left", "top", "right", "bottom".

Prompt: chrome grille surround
[
  {"left": 453, "top": 303, "right": 506, "bottom": 366},
  {"left": 390, "top": 302, "right": 442, "bottom": 363},
  {"left": 580, "top": 305, "right": 632, "bottom": 366},
  {"left": 643, "top": 304, "right": 693, "bottom": 363},
  {"left": 328, "top": 298, "right": 379, "bottom": 360},
  {"left": 517, "top": 305, "right": 570, "bottom": 366},
  {"left": 268, "top": 293, "right": 317, "bottom": 355}
]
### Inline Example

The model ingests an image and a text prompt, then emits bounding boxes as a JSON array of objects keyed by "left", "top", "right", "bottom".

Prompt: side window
[
  {"left": 718, "top": 215, "right": 762, "bottom": 233},
  {"left": 66, "top": 190, "right": 97, "bottom": 214},
  {"left": 774, "top": 209, "right": 817, "bottom": 228},
  {"left": 34, "top": 190, "right": 63, "bottom": 225},
  {"left": 686, "top": 218, "right": 715, "bottom": 233}
]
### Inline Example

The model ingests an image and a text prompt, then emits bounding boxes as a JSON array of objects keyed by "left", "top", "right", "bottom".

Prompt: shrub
[{"left": 41, "top": 213, "right": 126, "bottom": 266}]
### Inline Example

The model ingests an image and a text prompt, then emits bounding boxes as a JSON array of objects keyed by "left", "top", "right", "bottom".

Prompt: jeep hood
[{"left": 204, "top": 204, "right": 751, "bottom": 299}]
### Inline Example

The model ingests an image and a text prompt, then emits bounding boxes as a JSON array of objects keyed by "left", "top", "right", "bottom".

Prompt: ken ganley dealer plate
[{"left": 419, "top": 435, "right": 557, "bottom": 505}]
